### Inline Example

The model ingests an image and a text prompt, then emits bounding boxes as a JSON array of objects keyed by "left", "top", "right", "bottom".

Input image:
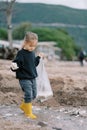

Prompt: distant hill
[
  {"left": 12, "top": 3, "right": 87, "bottom": 25},
  {"left": 0, "top": 3, "right": 87, "bottom": 49},
  {"left": 0, "top": 2, "right": 87, "bottom": 25}
]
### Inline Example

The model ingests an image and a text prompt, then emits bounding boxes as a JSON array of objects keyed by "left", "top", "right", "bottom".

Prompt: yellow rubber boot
[
  {"left": 24, "top": 103, "right": 37, "bottom": 119},
  {"left": 20, "top": 101, "right": 25, "bottom": 112}
]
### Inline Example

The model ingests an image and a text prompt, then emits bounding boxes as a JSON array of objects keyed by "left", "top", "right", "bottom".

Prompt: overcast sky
[{"left": 17, "top": 0, "right": 87, "bottom": 9}]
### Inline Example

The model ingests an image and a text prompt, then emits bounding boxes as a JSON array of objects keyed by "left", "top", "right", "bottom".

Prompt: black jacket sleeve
[
  {"left": 13, "top": 51, "right": 24, "bottom": 69},
  {"left": 35, "top": 56, "right": 40, "bottom": 66}
]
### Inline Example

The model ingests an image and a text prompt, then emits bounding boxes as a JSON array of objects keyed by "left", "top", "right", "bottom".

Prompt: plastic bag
[{"left": 36, "top": 59, "right": 53, "bottom": 100}]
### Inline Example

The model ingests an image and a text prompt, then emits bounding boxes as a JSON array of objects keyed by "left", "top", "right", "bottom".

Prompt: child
[{"left": 11, "top": 32, "right": 43, "bottom": 119}]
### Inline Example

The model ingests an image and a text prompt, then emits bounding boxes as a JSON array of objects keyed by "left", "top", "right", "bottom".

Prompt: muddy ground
[{"left": 0, "top": 59, "right": 87, "bottom": 130}]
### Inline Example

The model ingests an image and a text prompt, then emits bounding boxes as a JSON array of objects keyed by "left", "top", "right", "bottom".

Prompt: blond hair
[{"left": 22, "top": 32, "right": 38, "bottom": 50}]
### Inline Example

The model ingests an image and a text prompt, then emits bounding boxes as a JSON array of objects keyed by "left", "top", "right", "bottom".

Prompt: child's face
[{"left": 27, "top": 40, "right": 37, "bottom": 51}]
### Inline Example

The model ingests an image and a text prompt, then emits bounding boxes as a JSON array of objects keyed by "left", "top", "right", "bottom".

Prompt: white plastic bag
[{"left": 36, "top": 59, "right": 53, "bottom": 99}]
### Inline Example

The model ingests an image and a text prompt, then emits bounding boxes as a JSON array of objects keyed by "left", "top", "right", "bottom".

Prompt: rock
[
  {"left": 37, "top": 121, "right": 48, "bottom": 127},
  {"left": 52, "top": 127, "right": 62, "bottom": 130}
]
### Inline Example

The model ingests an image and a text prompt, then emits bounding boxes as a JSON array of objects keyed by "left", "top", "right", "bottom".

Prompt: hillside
[
  {"left": 0, "top": 2, "right": 87, "bottom": 49},
  {"left": 13, "top": 3, "right": 87, "bottom": 25},
  {"left": 0, "top": 3, "right": 87, "bottom": 25}
]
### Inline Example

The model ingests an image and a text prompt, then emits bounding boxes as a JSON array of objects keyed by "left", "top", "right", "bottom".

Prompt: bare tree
[{"left": 0, "top": 0, "right": 16, "bottom": 49}]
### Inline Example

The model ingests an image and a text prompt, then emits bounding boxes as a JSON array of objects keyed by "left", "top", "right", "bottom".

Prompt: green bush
[
  {"left": 31, "top": 27, "right": 79, "bottom": 60},
  {"left": 0, "top": 28, "right": 8, "bottom": 40}
]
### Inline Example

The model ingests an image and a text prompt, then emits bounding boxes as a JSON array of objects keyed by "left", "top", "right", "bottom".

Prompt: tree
[
  {"left": 0, "top": 0, "right": 16, "bottom": 49},
  {"left": 31, "top": 27, "right": 79, "bottom": 60}
]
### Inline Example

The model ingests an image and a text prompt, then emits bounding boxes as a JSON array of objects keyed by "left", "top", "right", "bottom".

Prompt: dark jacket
[
  {"left": 78, "top": 51, "right": 85, "bottom": 60},
  {"left": 12, "top": 49, "right": 40, "bottom": 79}
]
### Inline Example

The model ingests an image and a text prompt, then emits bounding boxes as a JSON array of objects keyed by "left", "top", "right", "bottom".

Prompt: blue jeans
[{"left": 19, "top": 79, "right": 37, "bottom": 103}]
